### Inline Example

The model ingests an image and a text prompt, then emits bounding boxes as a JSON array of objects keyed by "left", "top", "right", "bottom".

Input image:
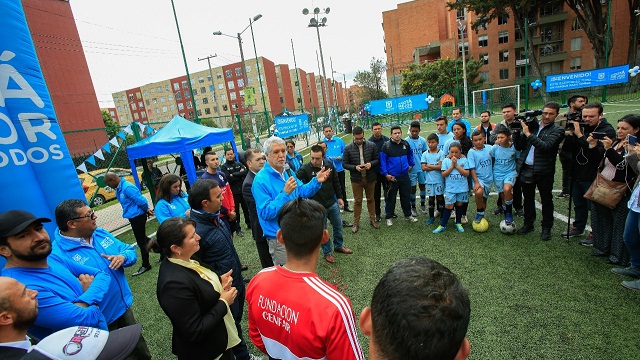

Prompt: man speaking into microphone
[{"left": 252, "top": 136, "right": 331, "bottom": 266}]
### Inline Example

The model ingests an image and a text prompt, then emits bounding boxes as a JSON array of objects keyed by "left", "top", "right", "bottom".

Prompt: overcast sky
[{"left": 69, "top": 0, "right": 403, "bottom": 107}]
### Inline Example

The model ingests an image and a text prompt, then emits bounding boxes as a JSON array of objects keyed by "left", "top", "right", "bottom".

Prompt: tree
[
  {"left": 101, "top": 110, "right": 119, "bottom": 138},
  {"left": 564, "top": 0, "right": 613, "bottom": 69},
  {"left": 625, "top": 0, "right": 639, "bottom": 66},
  {"left": 353, "top": 57, "right": 388, "bottom": 104},
  {"left": 400, "top": 57, "right": 484, "bottom": 97}
]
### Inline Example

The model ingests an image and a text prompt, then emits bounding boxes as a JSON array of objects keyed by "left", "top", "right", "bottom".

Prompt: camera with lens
[
  {"left": 565, "top": 111, "right": 587, "bottom": 130},
  {"left": 509, "top": 110, "right": 542, "bottom": 133}
]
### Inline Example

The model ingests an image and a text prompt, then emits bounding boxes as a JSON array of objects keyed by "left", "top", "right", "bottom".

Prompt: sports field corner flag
[{"left": 0, "top": 0, "right": 85, "bottom": 242}]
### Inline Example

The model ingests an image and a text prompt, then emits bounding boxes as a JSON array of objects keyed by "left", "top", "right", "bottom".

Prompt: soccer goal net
[{"left": 472, "top": 85, "right": 520, "bottom": 118}]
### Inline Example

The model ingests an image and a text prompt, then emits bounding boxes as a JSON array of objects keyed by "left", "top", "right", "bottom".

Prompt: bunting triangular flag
[
  {"left": 86, "top": 156, "right": 96, "bottom": 166},
  {"left": 123, "top": 124, "right": 133, "bottom": 135},
  {"left": 102, "top": 143, "right": 111, "bottom": 154},
  {"left": 110, "top": 137, "right": 120, "bottom": 147},
  {"left": 94, "top": 149, "right": 104, "bottom": 160},
  {"left": 116, "top": 131, "right": 126, "bottom": 139},
  {"left": 147, "top": 126, "right": 154, "bottom": 135},
  {"left": 137, "top": 122, "right": 146, "bottom": 133},
  {"left": 76, "top": 163, "right": 87, "bottom": 173}
]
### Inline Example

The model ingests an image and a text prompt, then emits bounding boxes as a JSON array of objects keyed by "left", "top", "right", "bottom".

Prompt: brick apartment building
[
  {"left": 23, "top": 0, "right": 107, "bottom": 155},
  {"left": 112, "top": 56, "right": 346, "bottom": 126},
  {"left": 382, "top": 0, "right": 631, "bottom": 97}
]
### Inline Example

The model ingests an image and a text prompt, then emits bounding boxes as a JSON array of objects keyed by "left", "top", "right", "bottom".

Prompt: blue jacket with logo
[
  {"left": 51, "top": 227, "right": 137, "bottom": 325},
  {"left": 379, "top": 139, "right": 414, "bottom": 177},
  {"left": 155, "top": 194, "right": 190, "bottom": 224},
  {"left": 252, "top": 161, "right": 321, "bottom": 238},
  {"left": 115, "top": 178, "right": 149, "bottom": 219}
]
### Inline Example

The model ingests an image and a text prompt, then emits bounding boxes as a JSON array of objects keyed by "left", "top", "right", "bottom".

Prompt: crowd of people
[{"left": 3, "top": 97, "right": 640, "bottom": 359}]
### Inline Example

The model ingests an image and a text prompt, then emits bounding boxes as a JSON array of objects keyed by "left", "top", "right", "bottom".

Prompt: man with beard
[
  {"left": 0, "top": 210, "right": 110, "bottom": 340},
  {"left": 0, "top": 277, "right": 39, "bottom": 359}
]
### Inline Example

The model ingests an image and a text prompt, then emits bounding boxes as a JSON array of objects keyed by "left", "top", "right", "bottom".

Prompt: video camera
[
  {"left": 565, "top": 110, "right": 588, "bottom": 130},
  {"left": 508, "top": 110, "right": 542, "bottom": 133}
]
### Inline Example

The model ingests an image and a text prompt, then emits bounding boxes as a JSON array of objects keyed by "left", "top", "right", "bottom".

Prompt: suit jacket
[
  {"left": 156, "top": 259, "right": 230, "bottom": 360},
  {"left": 0, "top": 346, "right": 27, "bottom": 360},
  {"left": 242, "top": 171, "right": 263, "bottom": 242}
]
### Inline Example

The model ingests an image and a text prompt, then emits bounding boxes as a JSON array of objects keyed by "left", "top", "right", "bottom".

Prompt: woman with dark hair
[
  {"left": 285, "top": 139, "right": 303, "bottom": 171},
  {"left": 444, "top": 122, "right": 473, "bottom": 156},
  {"left": 154, "top": 174, "right": 190, "bottom": 225},
  {"left": 151, "top": 217, "right": 239, "bottom": 360},
  {"left": 590, "top": 114, "right": 640, "bottom": 265}
]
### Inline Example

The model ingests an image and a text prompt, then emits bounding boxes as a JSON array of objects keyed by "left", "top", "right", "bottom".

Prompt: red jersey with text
[{"left": 247, "top": 266, "right": 364, "bottom": 360}]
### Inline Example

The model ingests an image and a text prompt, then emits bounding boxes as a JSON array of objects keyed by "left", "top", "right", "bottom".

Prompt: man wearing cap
[
  {"left": 51, "top": 199, "right": 151, "bottom": 360},
  {"left": 0, "top": 210, "right": 110, "bottom": 340},
  {"left": 104, "top": 172, "right": 153, "bottom": 276},
  {"left": 0, "top": 277, "right": 38, "bottom": 359}
]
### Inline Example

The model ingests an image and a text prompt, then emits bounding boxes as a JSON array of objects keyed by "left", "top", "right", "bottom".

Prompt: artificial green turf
[{"left": 118, "top": 102, "right": 640, "bottom": 359}]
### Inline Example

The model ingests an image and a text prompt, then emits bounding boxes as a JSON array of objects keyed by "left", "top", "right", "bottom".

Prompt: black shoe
[
  {"left": 515, "top": 209, "right": 524, "bottom": 217},
  {"left": 561, "top": 227, "right": 584, "bottom": 238},
  {"left": 493, "top": 207, "right": 503, "bottom": 215},
  {"left": 132, "top": 265, "right": 151, "bottom": 276},
  {"left": 375, "top": 216, "right": 382, "bottom": 222},
  {"left": 541, "top": 228, "right": 551, "bottom": 241},
  {"left": 556, "top": 192, "right": 570, "bottom": 198},
  {"left": 237, "top": 230, "right": 244, "bottom": 237},
  {"left": 241, "top": 264, "right": 249, "bottom": 272},
  {"left": 343, "top": 208, "right": 354, "bottom": 213},
  {"left": 342, "top": 221, "right": 354, "bottom": 227},
  {"left": 517, "top": 224, "right": 534, "bottom": 235},
  {"left": 392, "top": 214, "right": 398, "bottom": 219},
  {"left": 580, "top": 238, "right": 594, "bottom": 247}
]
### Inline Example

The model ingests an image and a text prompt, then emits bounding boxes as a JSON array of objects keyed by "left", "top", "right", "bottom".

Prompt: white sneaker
[
  {"left": 406, "top": 216, "right": 418, "bottom": 222},
  {"left": 461, "top": 215, "right": 468, "bottom": 224},
  {"left": 386, "top": 219, "right": 393, "bottom": 227},
  {"left": 434, "top": 210, "right": 441, "bottom": 218},
  {"left": 450, "top": 210, "right": 456, "bottom": 219},
  {"left": 249, "top": 355, "right": 267, "bottom": 360}
]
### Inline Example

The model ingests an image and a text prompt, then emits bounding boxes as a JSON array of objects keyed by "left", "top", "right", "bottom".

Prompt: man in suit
[
  {"left": 242, "top": 149, "right": 273, "bottom": 269},
  {"left": 0, "top": 277, "right": 38, "bottom": 360}
]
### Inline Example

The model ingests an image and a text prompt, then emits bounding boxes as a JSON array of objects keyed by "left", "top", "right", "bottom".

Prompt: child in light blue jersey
[
  {"left": 406, "top": 121, "right": 428, "bottom": 214},
  {"left": 468, "top": 130, "right": 494, "bottom": 223},
  {"left": 433, "top": 142, "right": 470, "bottom": 233},
  {"left": 421, "top": 134, "right": 445, "bottom": 225},
  {"left": 491, "top": 126, "right": 518, "bottom": 225}
]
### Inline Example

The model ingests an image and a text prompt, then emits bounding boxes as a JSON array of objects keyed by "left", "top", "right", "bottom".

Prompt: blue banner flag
[
  {"left": 546, "top": 65, "right": 629, "bottom": 92},
  {"left": 274, "top": 114, "right": 310, "bottom": 138},
  {"left": 368, "top": 93, "right": 430, "bottom": 116},
  {"left": 0, "top": 0, "right": 85, "bottom": 242}
]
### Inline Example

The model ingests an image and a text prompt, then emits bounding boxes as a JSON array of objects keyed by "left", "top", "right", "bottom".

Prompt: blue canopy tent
[{"left": 126, "top": 115, "right": 237, "bottom": 189}]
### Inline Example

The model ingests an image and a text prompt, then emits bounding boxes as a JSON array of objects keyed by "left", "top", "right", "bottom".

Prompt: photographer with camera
[
  {"left": 513, "top": 102, "right": 565, "bottom": 240},
  {"left": 557, "top": 95, "right": 588, "bottom": 198},
  {"left": 563, "top": 102, "right": 616, "bottom": 242}
]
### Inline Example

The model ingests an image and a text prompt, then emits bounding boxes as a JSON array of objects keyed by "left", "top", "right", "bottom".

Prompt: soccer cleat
[
  {"left": 456, "top": 224, "right": 465, "bottom": 232},
  {"left": 504, "top": 212, "right": 514, "bottom": 225},
  {"left": 434, "top": 210, "right": 441, "bottom": 218},
  {"left": 386, "top": 219, "right": 393, "bottom": 227},
  {"left": 433, "top": 225, "right": 446, "bottom": 234},
  {"left": 474, "top": 213, "right": 484, "bottom": 223},
  {"left": 450, "top": 210, "right": 456, "bottom": 219},
  {"left": 406, "top": 216, "right": 419, "bottom": 223},
  {"left": 461, "top": 215, "right": 468, "bottom": 224},
  {"left": 411, "top": 207, "right": 417, "bottom": 217},
  {"left": 425, "top": 217, "right": 436, "bottom": 225}
]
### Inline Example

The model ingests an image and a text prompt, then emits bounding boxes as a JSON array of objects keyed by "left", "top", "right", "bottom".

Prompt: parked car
[{"left": 79, "top": 167, "right": 143, "bottom": 207}]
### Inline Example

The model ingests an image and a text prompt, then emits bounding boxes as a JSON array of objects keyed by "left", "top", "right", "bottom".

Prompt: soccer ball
[
  {"left": 472, "top": 218, "right": 489, "bottom": 232},
  {"left": 499, "top": 220, "right": 517, "bottom": 235}
]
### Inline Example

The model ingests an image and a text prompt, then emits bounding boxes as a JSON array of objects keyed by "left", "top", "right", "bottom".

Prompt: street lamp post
[
  {"left": 197, "top": 54, "right": 222, "bottom": 127},
  {"left": 249, "top": 18, "right": 271, "bottom": 136},
  {"left": 457, "top": 19, "right": 469, "bottom": 116},
  {"left": 303, "top": 7, "right": 331, "bottom": 119},
  {"left": 213, "top": 14, "right": 262, "bottom": 148}
]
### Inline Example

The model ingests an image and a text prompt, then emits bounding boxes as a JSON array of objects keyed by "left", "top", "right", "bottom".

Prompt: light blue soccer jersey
[
  {"left": 405, "top": 136, "right": 428, "bottom": 173},
  {"left": 491, "top": 144, "right": 517, "bottom": 179},
  {"left": 436, "top": 132, "right": 454, "bottom": 153},
  {"left": 441, "top": 157, "right": 469, "bottom": 193},
  {"left": 421, "top": 150, "right": 445, "bottom": 184},
  {"left": 468, "top": 145, "right": 493, "bottom": 184}
]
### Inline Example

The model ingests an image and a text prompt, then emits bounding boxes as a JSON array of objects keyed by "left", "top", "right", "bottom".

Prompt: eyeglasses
[{"left": 70, "top": 211, "right": 96, "bottom": 221}]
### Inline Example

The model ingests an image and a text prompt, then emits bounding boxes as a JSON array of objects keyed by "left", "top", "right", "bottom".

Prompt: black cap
[{"left": 0, "top": 210, "right": 51, "bottom": 238}]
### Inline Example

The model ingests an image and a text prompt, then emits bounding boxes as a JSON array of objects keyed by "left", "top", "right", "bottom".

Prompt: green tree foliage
[
  {"left": 564, "top": 0, "right": 613, "bottom": 69},
  {"left": 400, "top": 57, "right": 484, "bottom": 96},
  {"left": 354, "top": 57, "right": 388, "bottom": 104},
  {"left": 101, "top": 110, "right": 119, "bottom": 138}
]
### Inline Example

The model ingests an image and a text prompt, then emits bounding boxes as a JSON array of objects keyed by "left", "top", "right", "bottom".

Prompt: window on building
[
  {"left": 227, "top": 81, "right": 235, "bottom": 90},
  {"left": 170, "top": 104, "right": 175, "bottom": 111},
  {"left": 141, "top": 111, "right": 147, "bottom": 119},
  {"left": 154, "top": 108, "right": 160, "bottom": 115},
  {"left": 479, "top": 71, "right": 490, "bottom": 82},
  {"left": 498, "top": 13, "right": 509, "bottom": 25},
  {"left": 230, "top": 92, "right": 237, "bottom": 101},
  {"left": 231, "top": 103, "right": 239, "bottom": 110},
  {"left": 570, "top": 57, "right": 582, "bottom": 70},
  {"left": 126, "top": 114, "right": 131, "bottom": 121},
  {"left": 130, "top": 103, "right": 137, "bottom": 110},
  {"left": 184, "top": 90, "right": 191, "bottom": 99},
  {"left": 157, "top": 87, "right": 162, "bottom": 93},
  {"left": 134, "top": 112, "right": 139, "bottom": 120},
  {"left": 152, "top": 98, "right": 158, "bottom": 104},
  {"left": 498, "top": 31, "right": 509, "bottom": 44},
  {"left": 237, "top": 78, "right": 245, "bottom": 88},
  {"left": 205, "top": 108, "right": 211, "bottom": 115},
  {"left": 515, "top": 66, "right": 530, "bottom": 78},
  {"left": 128, "top": 94, "right": 134, "bottom": 101},
  {"left": 209, "top": 85, "right": 214, "bottom": 92},
  {"left": 207, "top": 74, "right": 212, "bottom": 81},
  {"left": 145, "top": 100, "right": 150, "bottom": 106},
  {"left": 480, "top": 53, "right": 489, "bottom": 65},
  {"left": 239, "top": 89, "right": 244, "bottom": 97},
  {"left": 198, "top": 76, "right": 204, "bottom": 83},
  {"left": 223, "top": 104, "right": 228, "bottom": 111},
  {"left": 457, "top": 42, "right": 469, "bottom": 58},
  {"left": 136, "top": 92, "right": 141, "bottom": 99},
  {"left": 138, "top": 101, "right": 143, "bottom": 108},
  {"left": 499, "top": 68, "right": 509, "bottom": 80},
  {"left": 117, "top": 106, "right": 122, "bottom": 112},
  {"left": 246, "top": 65, "right": 252, "bottom": 73},
  {"left": 181, "top": 81, "right": 188, "bottom": 89},
  {"left": 540, "top": 1, "right": 562, "bottom": 17},
  {"left": 235, "top": 67, "right": 243, "bottom": 76},
  {"left": 162, "top": 106, "right": 167, "bottom": 113},
  {"left": 165, "top": 84, "right": 170, "bottom": 91},
  {"left": 280, "top": 96, "right": 284, "bottom": 103},
  {"left": 499, "top": 50, "right": 509, "bottom": 62},
  {"left": 195, "top": 99, "right": 200, "bottom": 106},
  {"left": 203, "top": 97, "right": 209, "bottom": 104},
  {"left": 216, "top": 72, "right": 222, "bottom": 79},
  {"left": 175, "top": 92, "right": 182, "bottom": 100},
  {"left": 143, "top": 90, "right": 148, "bottom": 96},
  {"left": 220, "top": 94, "right": 227, "bottom": 101},
  {"left": 168, "top": 94, "right": 173, "bottom": 101},
  {"left": 186, "top": 101, "right": 192, "bottom": 109},
  {"left": 211, "top": 95, "right": 217, "bottom": 103},
  {"left": 193, "top": 89, "right": 198, "bottom": 95},
  {"left": 456, "top": 8, "right": 466, "bottom": 20},
  {"left": 178, "top": 103, "right": 184, "bottom": 110},
  {"left": 478, "top": 35, "right": 488, "bottom": 47},
  {"left": 198, "top": 87, "right": 204, "bottom": 93},
  {"left": 173, "top": 83, "right": 180, "bottom": 91},
  {"left": 571, "top": 37, "right": 582, "bottom": 51},
  {"left": 160, "top": 97, "right": 166, "bottom": 103},
  {"left": 540, "top": 44, "right": 562, "bottom": 56},
  {"left": 218, "top": 83, "right": 224, "bottom": 90}
]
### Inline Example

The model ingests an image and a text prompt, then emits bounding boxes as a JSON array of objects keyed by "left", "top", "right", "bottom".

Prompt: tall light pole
[
  {"left": 457, "top": 19, "right": 469, "bottom": 115},
  {"left": 213, "top": 14, "right": 262, "bottom": 147},
  {"left": 333, "top": 70, "right": 347, "bottom": 112},
  {"left": 303, "top": 7, "right": 330, "bottom": 119},
  {"left": 169, "top": 0, "right": 199, "bottom": 122},
  {"left": 249, "top": 18, "right": 270, "bottom": 136},
  {"left": 197, "top": 54, "right": 222, "bottom": 127}
]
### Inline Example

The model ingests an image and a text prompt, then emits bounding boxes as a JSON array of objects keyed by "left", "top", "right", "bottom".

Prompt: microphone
[{"left": 283, "top": 163, "right": 293, "bottom": 178}]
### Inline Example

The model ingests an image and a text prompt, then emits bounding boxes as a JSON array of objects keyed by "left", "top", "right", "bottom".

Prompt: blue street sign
[
  {"left": 546, "top": 65, "right": 629, "bottom": 92},
  {"left": 274, "top": 113, "right": 310, "bottom": 138},
  {"left": 368, "top": 93, "right": 430, "bottom": 115}
]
